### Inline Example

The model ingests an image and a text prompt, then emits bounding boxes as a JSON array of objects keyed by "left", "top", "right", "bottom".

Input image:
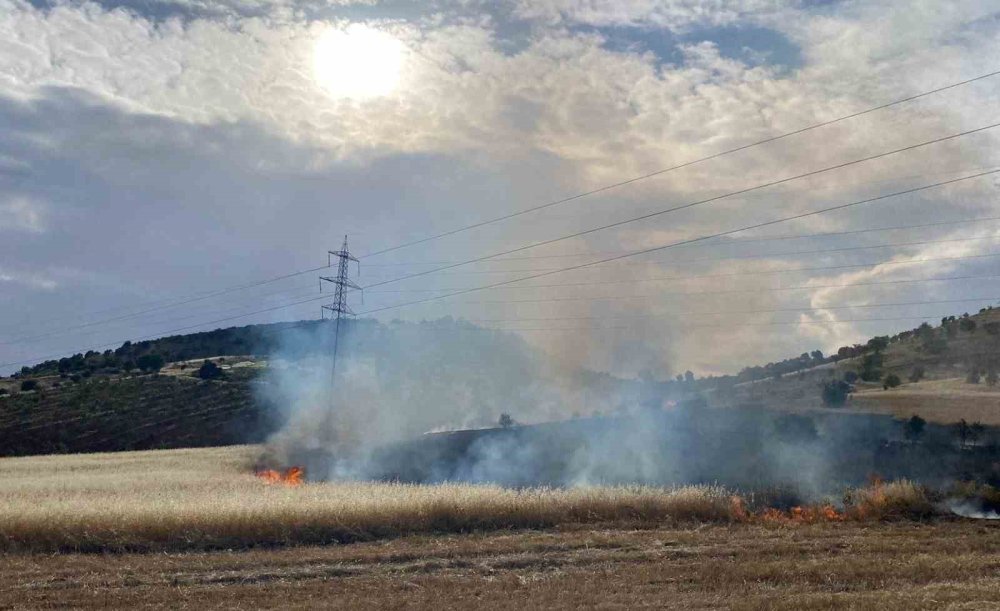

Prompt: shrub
[
  {"left": 883, "top": 373, "right": 901, "bottom": 389},
  {"left": 0, "top": 388, "right": 8, "bottom": 396},
  {"left": 197, "top": 361, "right": 224, "bottom": 380},
  {"left": 843, "top": 371, "right": 859, "bottom": 383},
  {"left": 498, "top": 413, "right": 516, "bottom": 429},
  {"left": 136, "top": 354, "right": 165, "bottom": 373},
  {"left": 844, "top": 479, "right": 936, "bottom": 520},
  {"left": 966, "top": 368, "right": 981, "bottom": 384},
  {"left": 960, "top": 318, "right": 977, "bottom": 333},
  {"left": 859, "top": 353, "right": 883, "bottom": 381},
  {"left": 908, "top": 366, "right": 925, "bottom": 383},
  {"left": 19, "top": 380, "right": 38, "bottom": 392},
  {"left": 987, "top": 368, "right": 999, "bottom": 387},
  {"left": 821, "top": 380, "right": 850, "bottom": 407},
  {"left": 922, "top": 335, "right": 948, "bottom": 355}
]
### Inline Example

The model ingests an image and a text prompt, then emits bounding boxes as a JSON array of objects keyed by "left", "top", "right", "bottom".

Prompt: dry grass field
[
  {"left": 4, "top": 446, "right": 1000, "bottom": 609},
  {"left": 850, "top": 377, "right": 1000, "bottom": 424},
  {"left": 0, "top": 446, "right": 740, "bottom": 553}
]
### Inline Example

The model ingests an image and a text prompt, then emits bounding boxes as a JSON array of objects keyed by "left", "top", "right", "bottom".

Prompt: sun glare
[{"left": 313, "top": 24, "right": 405, "bottom": 100}]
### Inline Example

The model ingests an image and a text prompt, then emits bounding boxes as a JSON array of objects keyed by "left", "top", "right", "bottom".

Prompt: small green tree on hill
[{"left": 883, "top": 374, "right": 901, "bottom": 390}]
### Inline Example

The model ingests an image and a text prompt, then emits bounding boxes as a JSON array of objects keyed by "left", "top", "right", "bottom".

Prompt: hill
[
  {"left": 1, "top": 307, "right": 999, "bottom": 456},
  {"left": 708, "top": 305, "right": 1000, "bottom": 424}
]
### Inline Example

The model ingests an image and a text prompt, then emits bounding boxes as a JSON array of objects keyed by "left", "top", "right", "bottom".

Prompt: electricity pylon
[{"left": 320, "top": 235, "right": 360, "bottom": 381}]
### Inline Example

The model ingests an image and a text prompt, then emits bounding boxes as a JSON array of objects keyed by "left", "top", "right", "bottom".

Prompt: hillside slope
[{"left": 713, "top": 306, "right": 1000, "bottom": 423}]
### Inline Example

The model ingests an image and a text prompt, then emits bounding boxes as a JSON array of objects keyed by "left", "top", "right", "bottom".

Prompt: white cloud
[
  {"left": 0, "top": 267, "right": 56, "bottom": 290},
  {"left": 0, "top": 195, "right": 46, "bottom": 233},
  {"left": 1, "top": 0, "right": 999, "bottom": 374}
]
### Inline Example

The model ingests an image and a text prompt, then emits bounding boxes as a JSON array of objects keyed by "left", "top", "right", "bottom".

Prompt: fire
[
  {"left": 255, "top": 466, "right": 304, "bottom": 486},
  {"left": 753, "top": 504, "right": 845, "bottom": 524}
]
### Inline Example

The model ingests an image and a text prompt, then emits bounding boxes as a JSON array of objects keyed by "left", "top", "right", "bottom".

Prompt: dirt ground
[{"left": 4, "top": 520, "right": 1000, "bottom": 610}]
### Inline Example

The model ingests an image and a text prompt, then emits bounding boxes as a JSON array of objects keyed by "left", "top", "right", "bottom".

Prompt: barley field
[
  {"left": 4, "top": 446, "right": 1000, "bottom": 609},
  {"left": 0, "top": 445, "right": 741, "bottom": 553}
]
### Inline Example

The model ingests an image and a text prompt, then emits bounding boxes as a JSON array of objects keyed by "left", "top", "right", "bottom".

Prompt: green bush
[
  {"left": 821, "top": 380, "right": 850, "bottom": 407},
  {"left": 136, "top": 354, "right": 165, "bottom": 373}
]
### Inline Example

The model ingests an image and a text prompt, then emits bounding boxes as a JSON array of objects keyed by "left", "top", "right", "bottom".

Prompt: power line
[
  {"left": 5, "top": 232, "right": 998, "bottom": 352},
  {"left": 357, "top": 212, "right": 1000, "bottom": 267},
  {"left": 355, "top": 169, "right": 1000, "bottom": 315},
  {"left": 0, "top": 265, "right": 329, "bottom": 343},
  {"left": 485, "top": 314, "right": 955, "bottom": 332},
  {"left": 365, "top": 251, "right": 1000, "bottom": 294},
  {"left": 360, "top": 123, "right": 1000, "bottom": 290},
  {"left": 444, "top": 273, "right": 1000, "bottom": 306},
  {"left": 473, "top": 296, "right": 1000, "bottom": 323},
  {"left": 349, "top": 234, "right": 1000, "bottom": 277},
  {"left": 361, "top": 68, "right": 1000, "bottom": 258},
  {"left": 9, "top": 214, "right": 996, "bottom": 351}
]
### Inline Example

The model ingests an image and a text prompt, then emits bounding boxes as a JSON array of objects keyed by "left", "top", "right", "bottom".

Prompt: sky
[{"left": 1, "top": 0, "right": 999, "bottom": 378}]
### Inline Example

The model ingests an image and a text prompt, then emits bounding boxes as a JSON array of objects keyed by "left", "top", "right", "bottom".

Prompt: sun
[{"left": 313, "top": 24, "right": 405, "bottom": 100}]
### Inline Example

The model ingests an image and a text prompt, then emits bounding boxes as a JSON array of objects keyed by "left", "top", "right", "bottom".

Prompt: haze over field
[{"left": 1, "top": 0, "right": 999, "bottom": 379}]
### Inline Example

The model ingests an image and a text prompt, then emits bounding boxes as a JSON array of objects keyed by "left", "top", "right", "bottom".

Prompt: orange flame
[
  {"left": 754, "top": 504, "right": 845, "bottom": 524},
  {"left": 256, "top": 466, "right": 305, "bottom": 486}
]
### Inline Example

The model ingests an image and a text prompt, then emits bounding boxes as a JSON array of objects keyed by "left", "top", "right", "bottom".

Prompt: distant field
[{"left": 850, "top": 377, "right": 1000, "bottom": 424}]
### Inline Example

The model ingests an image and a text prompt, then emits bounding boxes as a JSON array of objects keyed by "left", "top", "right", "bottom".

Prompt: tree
[
  {"left": 883, "top": 374, "right": 901, "bottom": 390},
  {"left": 960, "top": 318, "right": 977, "bottom": 333},
  {"left": 843, "top": 371, "right": 859, "bottom": 383},
  {"left": 821, "top": 380, "right": 851, "bottom": 407},
  {"left": 955, "top": 419, "right": 971, "bottom": 448},
  {"left": 498, "top": 413, "right": 515, "bottom": 429},
  {"left": 197, "top": 360, "right": 223, "bottom": 380},
  {"left": 0, "top": 388, "right": 8, "bottom": 396},
  {"left": 903, "top": 415, "right": 926, "bottom": 442},
  {"left": 19, "top": 380, "right": 38, "bottom": 392},
  {"left": 684, "top": 370, "right": 695, "bottom": 383},
  {"left": 908, "top": 366, "right": 925, "bottom": 383},
  {"left": 867, "top": 336, "right": 890, "bottom": 353},
  {"left": 121, "top": 360, "right": 136, "bottom": 373},
  {"left": 810, "top": 350, "right": 824, "bottom": 361},
  {"left": 922, "top": 335, "right": 948, "bottom": 355},
  {"left": 859, "top": 352, "right": 883, "bottom": 382},
  {"left": 136, "top": 354, "right": 165, "bottom": 373},
  {"left": 966, "top": 367, "right": 981, "bottom": 384}
]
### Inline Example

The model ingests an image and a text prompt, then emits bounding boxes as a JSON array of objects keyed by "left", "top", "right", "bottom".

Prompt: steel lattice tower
[{"left": 320, "top": 235, "right": 360, "bottom": 381}]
